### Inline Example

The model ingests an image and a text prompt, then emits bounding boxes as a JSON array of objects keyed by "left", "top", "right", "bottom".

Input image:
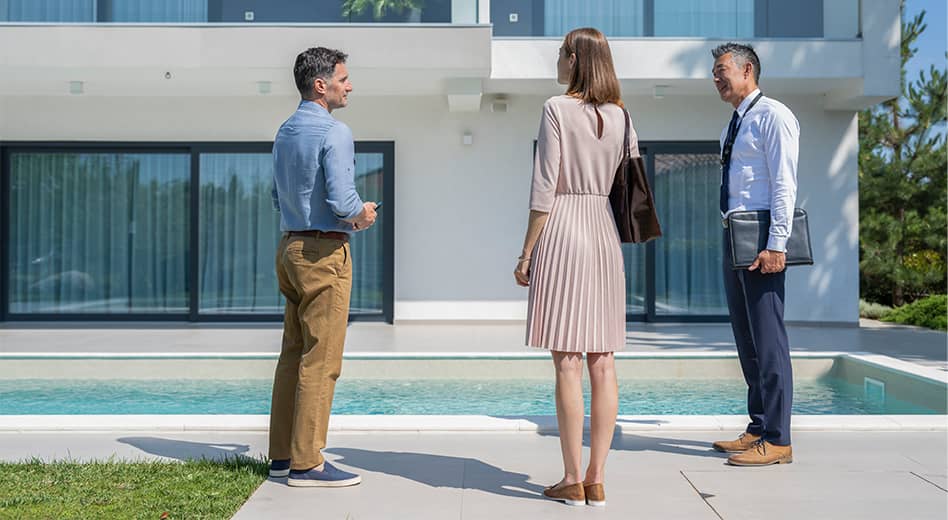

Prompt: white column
[
  {"left": 860, "top": 0, "right": 901, "bottom": 97},
  {"left": 478, "top": 0, "right": 490, "bottom": 25}
]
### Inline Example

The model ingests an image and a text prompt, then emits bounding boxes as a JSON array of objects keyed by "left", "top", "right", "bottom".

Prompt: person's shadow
[
  {"left": 514, "top": 417, "right": 731, "bottom": 461},
  {"left": 117, "top": 436, "right": 262, "bottom": 464},
  {"left": 324, "top": 448, "right": 547, "bottom": 500}
]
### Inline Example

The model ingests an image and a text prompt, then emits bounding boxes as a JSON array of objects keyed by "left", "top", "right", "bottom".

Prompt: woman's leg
[
  {"left": 552, "top": 351, "right": 585, "bottom": 486},
  {"left": 585, "top": 352, "right": 618, "bottom": 484}
]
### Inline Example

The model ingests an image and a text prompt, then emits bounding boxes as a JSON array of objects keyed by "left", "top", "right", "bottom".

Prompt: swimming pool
[
  {"left": 1, "top": 353, "right": 944, "bottom": 416},
  {"left": 0, "top": 377, "right": 938, "bottom": 415}
]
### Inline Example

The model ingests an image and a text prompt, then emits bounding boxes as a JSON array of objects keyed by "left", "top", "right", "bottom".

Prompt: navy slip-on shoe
[
  {"left": 269, "top": 459, "right": 291, "bottom": 478},
  {"left": 287, "top": 461, "right": 362, "bottom": 488}
]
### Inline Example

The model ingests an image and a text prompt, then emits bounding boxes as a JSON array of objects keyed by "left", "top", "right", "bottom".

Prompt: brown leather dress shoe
[
  {"left": 583, "top": 483, "right": 605, "bottom": 507},
  {"left": 543, "top": 482, "right": 585, "bottom": 506},
  {"left": 712, "top": 432, "right": 761, "bottom": 453},
  {"left": 727, "top": 440, "right": 793, "bottom": 466}
]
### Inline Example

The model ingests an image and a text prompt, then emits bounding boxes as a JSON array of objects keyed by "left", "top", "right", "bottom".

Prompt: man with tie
[{"left": 709, "top": 43, "right": 800, "bottom": 466}]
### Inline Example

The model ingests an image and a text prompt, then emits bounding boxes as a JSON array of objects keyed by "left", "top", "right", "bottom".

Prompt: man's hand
[
  {"left": 349, "top": 202, "right": 377, "bottom": 231},
  {"left": 748, "top": 249, "right": 786, "bottom": 274}
]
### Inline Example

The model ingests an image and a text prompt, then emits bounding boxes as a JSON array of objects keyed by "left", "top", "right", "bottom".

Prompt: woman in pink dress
[{"left": 514, "top": 27, "right": 639, "bottom": 508}]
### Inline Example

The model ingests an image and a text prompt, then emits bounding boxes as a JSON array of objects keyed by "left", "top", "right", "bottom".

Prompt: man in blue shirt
[
  {"left": 710, "top": 43, "right": 799, "bottom": 467},
  {"left": 267, "top": 46, "right": 377, "bottom": 488}
]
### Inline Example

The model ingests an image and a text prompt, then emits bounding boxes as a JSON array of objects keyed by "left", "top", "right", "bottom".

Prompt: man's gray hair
[{"left": 711, "top": 43, "right": 761, "bottom": 83}]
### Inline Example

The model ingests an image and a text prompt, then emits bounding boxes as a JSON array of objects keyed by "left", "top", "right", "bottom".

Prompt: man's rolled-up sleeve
[
  {"left": 323, "top": 123, "right": 364, "bottom": 220},
  {"left": 763, "top": 109, "right": 800, "bottom": 252},
  {"left": 271, "top": 178, "right": 280, "bottom": 212}
]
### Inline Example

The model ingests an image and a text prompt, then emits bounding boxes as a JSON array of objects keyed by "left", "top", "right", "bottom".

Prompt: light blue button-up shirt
[
  {"left": 272, "top": 100, "right": 364, "bottom": 233},
  {"left": 720, "top": 89, "right": 800, "bottom": 252}
]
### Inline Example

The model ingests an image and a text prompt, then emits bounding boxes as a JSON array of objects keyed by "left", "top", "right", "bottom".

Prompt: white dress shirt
[{"left": 720, "top": 88, "right": 800, "bottom": 252}]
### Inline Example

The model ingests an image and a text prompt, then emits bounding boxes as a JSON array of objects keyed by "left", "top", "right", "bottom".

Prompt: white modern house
[{"left": 0, "top": 0, "right": 900, "bottom": 325}]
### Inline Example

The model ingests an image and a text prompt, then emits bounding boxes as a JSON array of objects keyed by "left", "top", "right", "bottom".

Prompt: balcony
[
  {"left": 0, "top": 0, "right": 896, "bottom": 111},
  {"left": 0, "top": 0, "right": 490, "bottom": 102},
  {"left": 487, "top": 0, "right": 898, "bottom": 111}
]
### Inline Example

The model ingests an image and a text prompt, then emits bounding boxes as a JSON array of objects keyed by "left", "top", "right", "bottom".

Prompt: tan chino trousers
[{"left": 268, "top": 233, "right": 352, "bottom": 470}]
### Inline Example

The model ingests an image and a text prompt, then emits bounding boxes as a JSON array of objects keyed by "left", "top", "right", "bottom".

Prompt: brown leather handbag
[{"left": 609, "top": 109, "right": 662, "bottom": 243}]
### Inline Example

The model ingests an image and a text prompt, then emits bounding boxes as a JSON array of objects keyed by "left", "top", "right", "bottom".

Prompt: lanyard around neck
[{"left": 721, "top": 92, "right": 764, "bottom": 164}]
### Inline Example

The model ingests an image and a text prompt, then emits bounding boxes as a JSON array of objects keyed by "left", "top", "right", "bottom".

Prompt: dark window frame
[
  {"left": 0, "top": 141, "right": 395, "bottom": 323},
  {"left": 640, "top": 141, "right": 730, "bottom": 323}
]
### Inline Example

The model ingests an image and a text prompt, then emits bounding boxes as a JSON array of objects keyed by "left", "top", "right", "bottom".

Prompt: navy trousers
[{"left": 722, "top": 231, "right": 793, "bottom": 446}]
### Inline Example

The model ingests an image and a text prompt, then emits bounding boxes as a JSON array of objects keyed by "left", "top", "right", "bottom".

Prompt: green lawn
[{"left": 0, "top": 457, "right": 267, "bottom": 519}]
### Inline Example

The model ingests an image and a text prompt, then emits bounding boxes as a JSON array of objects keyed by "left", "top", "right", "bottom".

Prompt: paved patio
[
  {"left": 1, "top": 320, "right": 945, "bottom": 518},
  {"left": 0, "top": 430, "right": 945, "bottom": 519}
]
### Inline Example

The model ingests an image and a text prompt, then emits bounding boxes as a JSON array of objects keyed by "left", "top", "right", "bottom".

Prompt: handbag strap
[{"left": 622, "top": 109, "right": 631, "bottom": 161}]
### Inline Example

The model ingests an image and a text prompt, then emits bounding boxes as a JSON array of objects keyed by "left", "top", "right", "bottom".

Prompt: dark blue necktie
[{"left": 720, "top": 110, "right": 740, "bottom": 214}]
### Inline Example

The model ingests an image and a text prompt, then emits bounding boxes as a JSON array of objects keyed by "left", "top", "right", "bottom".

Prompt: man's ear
[{"left": 313, "top": 77, "right": 327, "bottom": 95}]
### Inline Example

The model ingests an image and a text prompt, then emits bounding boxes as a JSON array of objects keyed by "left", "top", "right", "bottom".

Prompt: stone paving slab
[
  {"left": 3, "top": 430, "right": 942, "bottom": 519},
  {"left": 684, "top": 470, "right": 946, "bottom": 520}
]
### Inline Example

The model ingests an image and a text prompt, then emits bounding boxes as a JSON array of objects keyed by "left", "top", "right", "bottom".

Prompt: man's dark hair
[
  {"left": 711, "top": 42, "right": 761, "bottom": 83},
  {"left": 294, "top": 47, "right": 348, "bottom": 99}
]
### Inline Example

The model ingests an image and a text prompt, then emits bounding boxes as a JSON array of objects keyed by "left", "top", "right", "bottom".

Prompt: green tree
[{"left": 859, "top": 4, "right": 947, "bottom": 306}]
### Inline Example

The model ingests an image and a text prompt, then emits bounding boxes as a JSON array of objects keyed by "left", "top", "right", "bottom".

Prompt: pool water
[{"left": 0, "top": 378, "right": 937, "bottom": 415}]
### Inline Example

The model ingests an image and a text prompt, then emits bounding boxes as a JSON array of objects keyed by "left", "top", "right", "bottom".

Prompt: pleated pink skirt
[{"left": 526, "top": 193, "right": 626, "bottom": 352}]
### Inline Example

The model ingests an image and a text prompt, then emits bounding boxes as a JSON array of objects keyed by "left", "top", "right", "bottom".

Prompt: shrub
[
  {"left": 882, "top": 295, "right": 948, "bottom": 330},
  {"left": 859, "top": 299, "right": 893, "bottom": 320}
]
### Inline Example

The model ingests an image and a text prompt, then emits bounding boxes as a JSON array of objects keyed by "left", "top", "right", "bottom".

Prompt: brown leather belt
[{"left": 287, "top": 230, "right": 349, "bottom": 242}]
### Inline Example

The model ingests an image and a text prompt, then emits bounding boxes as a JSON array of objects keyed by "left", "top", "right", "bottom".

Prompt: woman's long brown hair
[{"left": 563, "top": 27, "right": 623, "bottom": 109}]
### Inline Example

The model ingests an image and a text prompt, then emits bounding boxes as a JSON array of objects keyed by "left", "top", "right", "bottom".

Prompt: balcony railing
[
  {"left": 0, "top": 0, "right": 854, "bottom": 39},
  {"left": 491, "top": 0, "right": 832, "bottom": 39},
  {"left": 0, "top": 0, "right": 479, "bottom": 24}
]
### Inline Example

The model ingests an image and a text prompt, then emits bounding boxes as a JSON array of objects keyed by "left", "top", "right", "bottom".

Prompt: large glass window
[
  {"left": 653, "top": 0, "right": 754, "bottom": 38},
  {"left": 1, "top": 0, "right": 94, "bottom": 22},
  {"left": 107, "top": 0, "right": 207, "bottom": 22},
  {"left": 622, "top": 243, "right": 646, "bottom": 315},
  {"left": 622, "top": 156, "right": 647, "bottom": 315},
  {"left": 652, "top": 153, "right": 727, "bottom": 316},
  {"left": 350, "top": 153, "right": 385, "bottom": 314},
  {"left": 544, "top": 0, "right": 645, "bottom": 37},
  {"left": 493, "top": 0, "right": 818, "bottom": 38},
  {"left": 199, "top": 153, "right": 280, "bottom": 314},
  {"left": 4, "top": 143, "right": 393, "bottom": 321},
  {"left": 8, "top": 152, "right": 190, "bottom": 314}
]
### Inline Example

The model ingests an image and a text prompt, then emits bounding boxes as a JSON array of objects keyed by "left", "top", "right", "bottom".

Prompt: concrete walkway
[
  {"left": 1, "top": 430, "right": 945, "bottom": 519},
  {"left": 2, "top": 319, "right": 945, "bottom": 369}
]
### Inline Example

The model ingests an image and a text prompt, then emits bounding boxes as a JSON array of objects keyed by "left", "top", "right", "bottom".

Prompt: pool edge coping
[
  {"left": 0, "top": 351, "right": 851, "bottom": 360},
  {"left": 2, "top": 350, "right": 944, "bottom": 384},
  {"left": 0, "top": 414, "right": 944, "bottom": 433}
]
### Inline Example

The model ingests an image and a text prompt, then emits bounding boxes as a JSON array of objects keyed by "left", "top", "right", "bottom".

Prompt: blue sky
[
  {"left": 904, "top": 0, "right": 946, "bottom": 135},
  {"left": 905, "top": 0, "right": 946, "bottom": 86}
]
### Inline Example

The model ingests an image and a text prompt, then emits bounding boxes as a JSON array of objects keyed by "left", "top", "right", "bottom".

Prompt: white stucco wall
[{"left": 0, "top": 88, "right": 859, "bottom": 323}]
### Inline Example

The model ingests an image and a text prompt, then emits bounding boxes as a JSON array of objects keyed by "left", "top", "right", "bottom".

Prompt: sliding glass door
[
  {"left": 624, "top": 142, "right": 729, "bottom": 321},
  {"left": 651, "top": 151, "right": 728, "bottom": 317},
  {"left": 2, "top": 143, "right": 394, "bottom": 322}
]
